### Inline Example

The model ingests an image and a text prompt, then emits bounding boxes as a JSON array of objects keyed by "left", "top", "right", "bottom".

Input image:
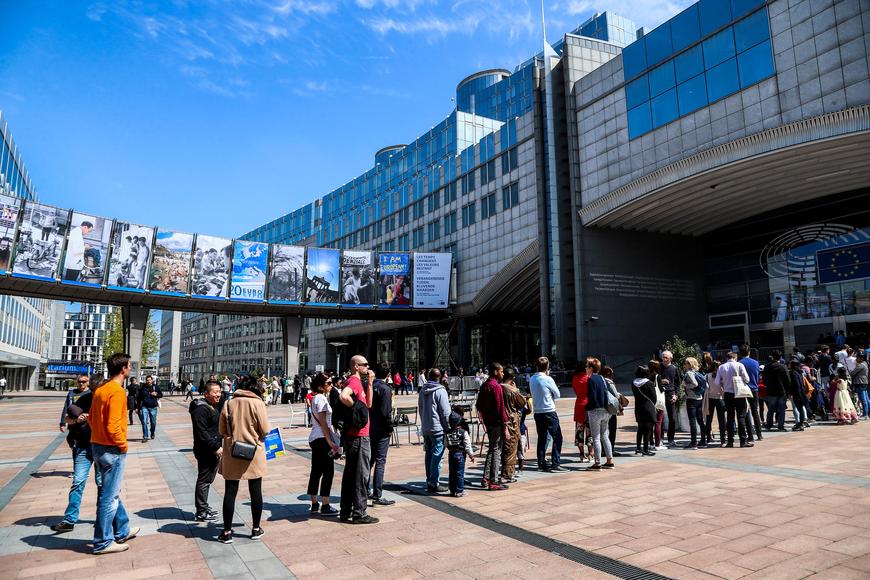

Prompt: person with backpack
[
  {"left": 477, "top": 362, "right": 509, "bottom": 489},
  {"left": 681, "top": 357, "right": 707, "bottom": 449},
  {"left": 762, "top": 351, "right": 790, "bottom": 431},
  {"left": 368, "top": 365, "right": 395, "bottom": 506},
  {"left": 445, "top": 412, "right": 475, "bottom": 497},
  {"left": 631, "top": 365, "right": 657, "bottom": 456},
  {"left": 337, "top": 355, "right": 378, "bottom": 524}
]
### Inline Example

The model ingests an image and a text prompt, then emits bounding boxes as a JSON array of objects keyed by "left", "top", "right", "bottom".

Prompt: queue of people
[{"left": 48, "top": 341, "right": 865, "bottom": 554}]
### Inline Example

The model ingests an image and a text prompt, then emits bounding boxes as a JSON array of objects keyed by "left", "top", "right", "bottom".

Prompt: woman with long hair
[
  {"left": 217, "top": 375, "right": 270, "bottom": 544},
  {"left": 307, "top": 373, "right": 340, "bottom": 515}
]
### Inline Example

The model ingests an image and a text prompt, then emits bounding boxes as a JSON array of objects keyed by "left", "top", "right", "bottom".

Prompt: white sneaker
[
  {"left": 655, "top": 445, "right": 668, "bottom": 451},
  {"left": 94, "top": 541, "right": 130, "bottom": 555},
  {"left": 117, "top": 527, "right": 140, "bottom": 544}
]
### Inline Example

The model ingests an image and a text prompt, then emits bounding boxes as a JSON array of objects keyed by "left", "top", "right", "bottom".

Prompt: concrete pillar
[
  {"left": 282, "top": 316, "right": 303, "bottom": 379},
  {"left": 123, "top": 305, "right": 150, "bottom": 380}
]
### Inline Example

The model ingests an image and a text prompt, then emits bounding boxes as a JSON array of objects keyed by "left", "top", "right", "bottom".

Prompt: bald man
[{"left": 338, "top": 355, "right": 378, "bottom": 524}]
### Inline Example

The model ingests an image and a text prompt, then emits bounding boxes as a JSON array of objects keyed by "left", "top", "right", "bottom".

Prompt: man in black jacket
[
  {"left": 660, "top": 350, "right": 680, "bottom": 448},
  {"left": 189, "top": 380, "right": 223, "bottom": 521},
  {"left": 137, "top": 375, "right": 162, "bottom": 443},
  {"left": 368, "top": 364, "right": 395, "bottom": 506},
  {"left": 762, "top": 352, "right": 790, "bottom": 431}
]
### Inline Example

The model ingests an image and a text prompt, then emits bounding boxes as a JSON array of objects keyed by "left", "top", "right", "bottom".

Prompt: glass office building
[
  {"left": 0, "top": 111, "right": 52, "bottom": 390},
  {"left": 178, "top": 0, "right": 869, "bottom": 375}
]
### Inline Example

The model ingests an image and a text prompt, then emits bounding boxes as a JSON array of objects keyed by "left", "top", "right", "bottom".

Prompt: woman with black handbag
[{"left": 217, "top": 375, "right": 270, "bottom": 544}]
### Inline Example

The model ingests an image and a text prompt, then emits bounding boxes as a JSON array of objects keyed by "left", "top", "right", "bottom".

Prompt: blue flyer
[{"left": 264, "top": 428, "right": 285, "bottom": 461}]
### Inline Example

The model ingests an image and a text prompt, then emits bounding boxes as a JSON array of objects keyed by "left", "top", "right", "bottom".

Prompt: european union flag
[{"left": 817, "top": 242, "right": 870, "bottom": 284}]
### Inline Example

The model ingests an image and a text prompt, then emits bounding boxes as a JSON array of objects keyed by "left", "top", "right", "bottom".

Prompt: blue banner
[
  {"left": 47, "top": 363, "right": 92, "bottom": 374},
  {"left": 817, "top": 242, "right": 870, "bottom": 284},
  {"left": 230, "top": 240, "right": 268, "bottom": 302},
  {"left": 379, "top": 252, "right": 412, "bottom": 308}
]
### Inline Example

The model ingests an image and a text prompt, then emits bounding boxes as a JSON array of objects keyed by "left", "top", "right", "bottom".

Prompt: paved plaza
[{"left": 0, "top": 392, "right": 868, "bottom": 579}]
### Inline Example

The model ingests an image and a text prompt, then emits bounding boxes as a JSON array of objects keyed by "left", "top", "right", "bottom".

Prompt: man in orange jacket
[{"left": 88, "top": 352, "right": 139, "bottom": 554}]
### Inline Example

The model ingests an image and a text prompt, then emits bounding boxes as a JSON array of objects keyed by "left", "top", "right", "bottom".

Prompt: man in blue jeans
[
  {"left": 418, "top": 368, "right": 451, "bottom": 493},
  {"left": 136, "top": 375, "right": 162, "bottom": 443},
  {"left": 89, "top": 353, "right": 139, "bottom": 554},
  {"left": 530, "top": 357, "right": 563, "bottom": 471},
  {"left": 51, "top": 374, "right": 102, "bottom": 533}
]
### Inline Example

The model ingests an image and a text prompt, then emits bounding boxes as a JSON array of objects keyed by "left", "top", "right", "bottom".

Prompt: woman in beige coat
[{"left": 217, "top": 376, "right": 270, "bottom": 544}]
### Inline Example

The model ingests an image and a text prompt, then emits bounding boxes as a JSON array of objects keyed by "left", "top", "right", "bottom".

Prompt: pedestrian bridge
[{"left": 0, "top": 195, "right": 453, "bottom": 374}]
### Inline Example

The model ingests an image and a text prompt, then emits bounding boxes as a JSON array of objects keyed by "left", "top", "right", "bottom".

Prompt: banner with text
[{"left": 412, "top": 253, "right": 452, "bottom": 308}]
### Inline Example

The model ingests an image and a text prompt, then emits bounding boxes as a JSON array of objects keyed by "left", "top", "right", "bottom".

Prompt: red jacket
[
  {"left": 572, "top": 372, "right": 589, "bottom": 424},
  {"left": 477, "top": 378, "right": 508, "bottom": 425}
]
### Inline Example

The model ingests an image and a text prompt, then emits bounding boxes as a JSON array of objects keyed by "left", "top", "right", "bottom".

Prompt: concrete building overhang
[{"left": 580, "top": 105, "right": 870, "bottom": 236}]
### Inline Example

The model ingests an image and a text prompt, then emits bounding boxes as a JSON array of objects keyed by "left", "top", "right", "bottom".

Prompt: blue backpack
[{"left": 692, "top": 371, "right": 708, "bottom": 395}]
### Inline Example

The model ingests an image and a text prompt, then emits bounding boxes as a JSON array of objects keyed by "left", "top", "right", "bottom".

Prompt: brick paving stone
[
  {"left": 821, "top": 535, "right": 870, "bottom": 557},
  {"left": 623, "top": 546, "right": 686, "bottom": 567}
]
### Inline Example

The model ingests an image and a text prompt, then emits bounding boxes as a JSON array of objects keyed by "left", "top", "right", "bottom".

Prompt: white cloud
[{"left": 365, "top": 0, "right": 536, "bottom": 40}]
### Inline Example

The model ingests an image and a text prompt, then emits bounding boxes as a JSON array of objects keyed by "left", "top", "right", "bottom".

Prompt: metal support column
[
  {"left": 282, "top": 316, "right": 303, "bottom": 379},
  {"left": 122, "top": 305, "right": 150, "bottom": 379}
]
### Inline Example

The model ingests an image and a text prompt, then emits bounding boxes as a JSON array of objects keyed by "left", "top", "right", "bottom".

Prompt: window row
[
  {"left": 623, "top": 0, "right": 767, "bottom": 79},
  {"left": 627, "top": 7, "right": 773, "bottom": 139}
]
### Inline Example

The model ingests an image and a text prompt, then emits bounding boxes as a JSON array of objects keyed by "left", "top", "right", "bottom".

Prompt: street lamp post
[{"left": 328, "top": 341, "right": 349, "bottom": 374}]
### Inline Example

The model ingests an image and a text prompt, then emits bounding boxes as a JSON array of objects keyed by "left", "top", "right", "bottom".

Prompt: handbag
[
  {"left": 733, "top": 375, "right": 752, "bottom": 398},
  {"left": 226, "top": 399, "right": 257, "bottom": 461},
  {"left": 654, "top": 377, "right": 666, "bottom": 411}
]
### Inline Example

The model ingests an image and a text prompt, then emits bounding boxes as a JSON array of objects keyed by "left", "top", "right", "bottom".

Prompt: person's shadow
[{"left": 12, "top": 516, "right": 93, "bottom": 554}]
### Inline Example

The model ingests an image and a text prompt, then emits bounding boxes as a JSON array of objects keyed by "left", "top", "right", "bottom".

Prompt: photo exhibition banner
[
  {"left": 412, "top": 253, "right": 452, "bottom": 308},
  {"left": 106, "top": 222, "right": 156, "bottom": 291},
  {"left": 191, "top": 234, "right": 231, "bottom": 298},
  {"left": 0, "top": 194, "right": 21, "bottom": 273},
  {"left": 230, "top": 240, "right": 268, "bottom": 301},
  {"left": 61, "top": 212, "right": 113, "bottom": 286},
  {"left": 149, "top": 230, "right": 194, "bottom": 295},
  {"left": 306, "top": 247, "right": 340, "bottom": 305},
  {"left": 379, "top": 252, "right": 411, "bottom": 308},
  {"left": 12, "top": 201, "right": 71, "bottom": 281},
  {"left": 341, "top": 250, "right": 376, "bottom": 306},
  {"left": 268, "top": 244, "right": 305, "bottom": 304}
]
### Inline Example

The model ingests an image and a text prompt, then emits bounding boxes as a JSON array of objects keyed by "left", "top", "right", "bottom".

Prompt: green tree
[
  {"left": 104, "top": 307, "right": 160, "bottom": 364},
  {"left": 661, "top": 335, "right": 703, "bottom": 371}
]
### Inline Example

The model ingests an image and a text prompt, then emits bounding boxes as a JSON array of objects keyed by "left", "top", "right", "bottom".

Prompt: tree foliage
[
  {"left": 104, "top": 308, "right": 160, "bottom": 365},
  {"left": 661, "top": 335, "right": 703, "bottom": 372}
]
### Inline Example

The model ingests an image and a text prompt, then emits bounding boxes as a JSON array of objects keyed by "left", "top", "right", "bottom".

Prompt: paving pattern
[{"left": 0, "top": 391, "right": 868, "bottom": 579}]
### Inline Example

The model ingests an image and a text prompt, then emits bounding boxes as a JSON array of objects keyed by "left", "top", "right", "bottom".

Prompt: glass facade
[
  {"left": 0, "top": 112, "right": 38, "bottom": 201},
  {"left": 703, "top": 190, "right": 870, "bottom": 353},
  {"left": 624, "top": 0, "right": 773, "bottom": 139},
  {"left": 242, "top": 60, "right": 534, "bottom": 258}
]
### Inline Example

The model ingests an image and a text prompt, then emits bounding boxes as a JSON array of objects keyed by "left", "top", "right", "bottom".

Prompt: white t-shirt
[{"left": 308, "top": 393, "right": 332, "bottom": 443}]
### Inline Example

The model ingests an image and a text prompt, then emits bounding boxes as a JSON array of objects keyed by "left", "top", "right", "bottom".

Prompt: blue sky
[{"left": 0, "top": 0, "right": 690, "bottom": 239}]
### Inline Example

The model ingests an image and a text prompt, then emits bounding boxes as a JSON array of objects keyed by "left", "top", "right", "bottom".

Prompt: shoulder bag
[
  {"left": 733, "top": 375, "right": 752, "bottom": 398},
  {"left": 227, "top": 398, "right": 257, "bottom": 461},
  {"left": 654, "top": 377, "right": 666, "bottom": 411}
]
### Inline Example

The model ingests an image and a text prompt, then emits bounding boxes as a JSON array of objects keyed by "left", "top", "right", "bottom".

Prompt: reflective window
[
  {"left": 731, "top": 0, "right": 765, "bottom": 19},
  {"left": 703, "top": 27, "right": 736, "bottom": 68},
  {"left": 671, "top": 5, "right": 701, "bottom": 52},
  {"left": 733, "top": 7, "right": 769, "bottom": 53},
  {"left": 624, "top": 4, "right": 771, "bottom": 140},
  {"left": 622, "top": 37, "right": 647, "bottom": 79},
  {"left": 675, "top": 44, "right": 705, "bottom": 84},
  {"left": 648, "top": 60, "right": 675, "bottom": 98},
  {"left": 677, "top": 73, "right": 708, "bottom": 115},
  {"left": 625, "top": 75, "right": 649, "bottom": 109},
  {"left": 627, "top": 102, "right": 653, "bottom": 139},
  {"left": 644, "top": 21, "right": 673, "bottom": 67},
  {"left": 699, "top": 0, "right": 731, "bottom": 36},
  {"left": 706, "top": 57, "right": 740, "bottom": 102},
  {"left": 650, "top": 89, "right": 679, "bottom": 127},
  {"left": 738, "top": 39, "right": 774, "bottom": 88}
]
